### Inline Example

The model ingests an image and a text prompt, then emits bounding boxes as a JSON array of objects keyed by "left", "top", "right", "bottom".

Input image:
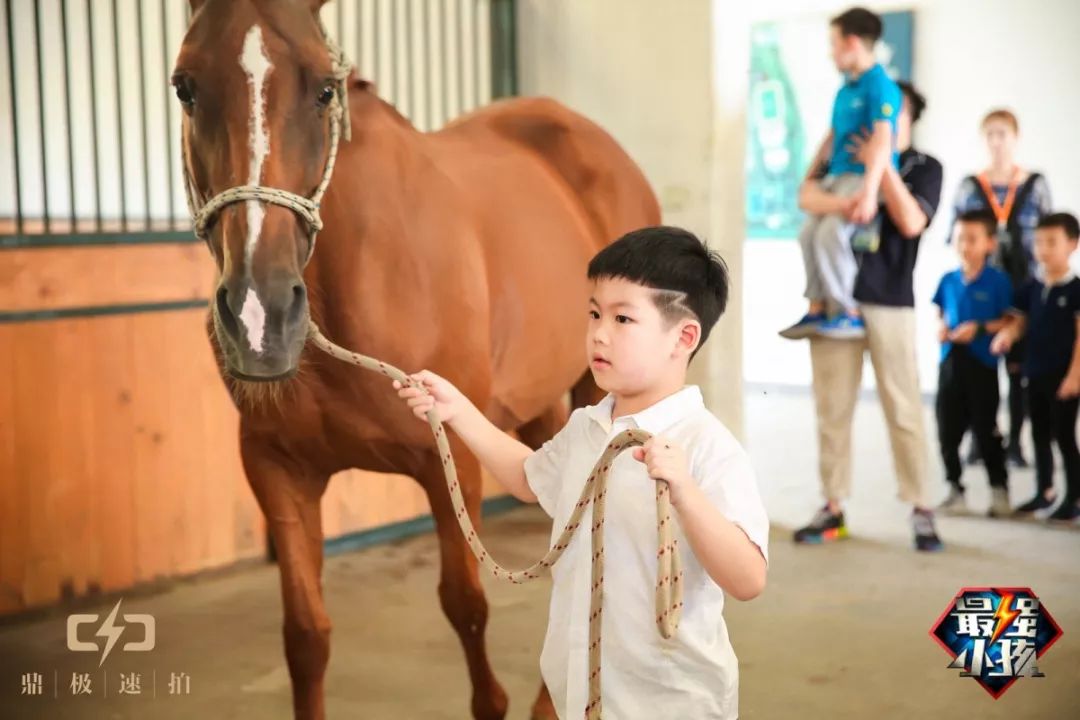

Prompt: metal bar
[
  {"left": 455, "top": 0, "right": 464, "bottom": 113},
  {"left": 389, "top": 0, "right": 397, "bottom": 104},
  {"left": 111, "top": 0, "right": 128, "bottom": 230},
  {"left": 439, "top": 0, "right": 448, "bottom": 124},
  {"left": 404, "top": 0, "right": 413, "bottom": 119},
  {"left": 0, "top": 299, "right": 209, "bottom": 326},
  {"left": 355, "top": 0, "right": 363, "bottom": 78},
  {"left": 135, "top": 0, "right": 151, "bottom": 229},
  {"left": 33, "top": 0, "right": 50, "bottom": 232},
  {"left": 60, "top": 0, "right": 77, "bottom": 231},
  {"left": 0, "top": 229, "right": 199, "bottom": 249},
  {"left": 160, "top": 0, "right": 176, "bottom": 229},
  {"left": 472, "top": 0, "right": 479, "bottom": 108},
  {"left": 4, "top": 0, "right": 24, "bottom": 234},
  {"left": 86, "top": 0, "right": 102, "bottom": 229},
  {"left": 421, "top": 0, "right": 430, "bottom": 130},
  {"left": 372, "top": 0, "right": 380, "bottom": 89},
  {"left": 489, "top": 0, "right": 516, "bottom": 99},
  {"left": 336, "top": 0, "right": 343, "bottom": 44}
]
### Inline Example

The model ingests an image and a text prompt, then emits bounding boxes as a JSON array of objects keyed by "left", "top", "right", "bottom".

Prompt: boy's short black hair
[
  {"left": 897, "top": 81, "right": 926, "bottom": 124},
  {"left": 587, "top": 226, "right": 729, "bottom": 361},
  {"left": 957, "top": 209, "right": 998, "bottom": 238},
  {"left": 1037, "top": 212, "right": 1080, "bottom": 240},
  {"left": 830, "top": 7, "right": 883, "bottom": 45}
]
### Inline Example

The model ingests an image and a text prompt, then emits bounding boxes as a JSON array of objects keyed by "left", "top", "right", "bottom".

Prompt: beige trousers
[{"left": 808, "top": 304, "right": 929, "bottom": 506}]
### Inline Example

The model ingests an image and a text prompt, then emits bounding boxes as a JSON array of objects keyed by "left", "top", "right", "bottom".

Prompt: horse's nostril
[
  {"left": 288, "top": 284, "right": 307, "bottom": 325},
  {"left": 215, "top": 285, "right": 240, "bottom": 339}
]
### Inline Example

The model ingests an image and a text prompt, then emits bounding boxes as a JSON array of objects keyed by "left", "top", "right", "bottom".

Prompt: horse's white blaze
[
  {"left": 239, "top": 287, "right": 267, "bottom": 354},
  {"left": 241, "top": 25, "right": 272, "bottom": 267},
  {"left": 240, "top": 25, "right": 272, "bottom": 353}
]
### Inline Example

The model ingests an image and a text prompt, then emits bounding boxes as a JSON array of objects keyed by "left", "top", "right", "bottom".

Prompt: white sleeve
[
  {"left": 694, "top": 441, "right": 770, "bottom": 566},
  {"left": 522, "top": 408, "right": 583, "bottom": 518}
]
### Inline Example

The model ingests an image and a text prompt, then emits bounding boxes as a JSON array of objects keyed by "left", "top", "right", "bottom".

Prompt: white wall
[{"left": 742, "top": 0, "right": 1080, "bottom": 391}]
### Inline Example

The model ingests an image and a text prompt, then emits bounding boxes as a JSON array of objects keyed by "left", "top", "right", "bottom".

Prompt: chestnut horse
[{"left": 175, "top": 1, "right": 659, "bottom": 718}]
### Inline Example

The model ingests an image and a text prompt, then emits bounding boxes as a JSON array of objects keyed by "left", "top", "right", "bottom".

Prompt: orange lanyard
[{"left": 976, "top": 168, "right": 1021, "bottom": 229}]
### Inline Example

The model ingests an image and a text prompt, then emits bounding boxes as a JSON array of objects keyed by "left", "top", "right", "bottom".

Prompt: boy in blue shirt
[
  {"left": 934, "top": 210, "right": 1013, "bottom": 517},
  {"left": 781, "top": 7, "right": 900, "bottom": 341},
  {"left": 993, "top": 212, "right": 1080, "bottom": 522}
]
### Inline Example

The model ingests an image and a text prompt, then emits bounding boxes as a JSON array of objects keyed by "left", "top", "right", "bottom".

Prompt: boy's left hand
[
  {"left": 949, "top": 321, "right": 978, "bottom": 344},
  {"left": 632, "top": 436, "right": 691, "bottom": 506},
  {"left": 1058, "top": 375, "right": 1080, "bottom": 400}
]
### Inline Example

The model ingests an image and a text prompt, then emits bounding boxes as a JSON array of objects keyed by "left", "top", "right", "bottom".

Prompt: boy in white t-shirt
[{"left": 394, "top": 226, "right": 769, "bottom": 719}]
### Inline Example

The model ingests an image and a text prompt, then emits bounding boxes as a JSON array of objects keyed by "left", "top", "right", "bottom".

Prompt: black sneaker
[
  {"left": 793, "top": 506, "right": 848, "bottom": 544},
  {"left": 1013, "top": 492, "right": 1057, "bottom": 515},
  {"left": 1005, "top": 443, "right": 1029, "bottom": 468},
  {"left": 912, "top": 509, "right": 944, "bottom": 552},
  {"left": 1047, "top": 500, "right": 1080, "bottom": 523}
]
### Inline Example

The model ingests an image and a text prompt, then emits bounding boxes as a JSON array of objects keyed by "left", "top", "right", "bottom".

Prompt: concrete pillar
[{"left": 517, "top": 0, "right": 747, "bottom": 436}]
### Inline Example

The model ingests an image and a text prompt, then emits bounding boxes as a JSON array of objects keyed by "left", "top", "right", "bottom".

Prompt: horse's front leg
[
  {"left": 420, "top": 442, "right": 509, "bottom": 720},
  {"left": 242, "top": 439, "right": 332, "bottom": 720}
]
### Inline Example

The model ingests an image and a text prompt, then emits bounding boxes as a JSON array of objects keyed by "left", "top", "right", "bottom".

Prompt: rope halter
[{"left": 182, "top": 20, "right": 352, "bottom": 265}]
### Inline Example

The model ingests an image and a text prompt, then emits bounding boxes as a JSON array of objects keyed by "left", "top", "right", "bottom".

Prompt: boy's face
[
  {"left": 983, "top": 120, "right": 1017, "bottom": 163},
  {"left": 1033, "top": 227, "right": 1077, "bottom": 274},
  {"left": 587, "top": 277, "right": 698, "bottom": 396},
  {"left": 829, "top": 27, "right": 864, "bottom": 73},
  {"left": 955, "top": 222, "right": 995, "bottom": 268}
]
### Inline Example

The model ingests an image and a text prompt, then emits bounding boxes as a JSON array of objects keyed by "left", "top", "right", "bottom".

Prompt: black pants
[
  {"left": 1028, "top": 371, "right": 1080, "bottom": 503},
  {"left": 937, "top": 346, "right": 1007, "bottom": 489}
]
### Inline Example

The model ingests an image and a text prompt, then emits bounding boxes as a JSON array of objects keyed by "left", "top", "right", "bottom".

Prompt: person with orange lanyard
[{"left": 948, "top": 108, "right": 1052, "bottom": 469}]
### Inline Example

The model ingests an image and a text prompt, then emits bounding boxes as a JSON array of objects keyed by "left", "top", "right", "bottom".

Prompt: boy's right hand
[
  {"left": 990, "top": 331, "right": 1014, "bottom": 356},
  {"left": 393, "top": 370, "right": 468, "bottom": 424}
]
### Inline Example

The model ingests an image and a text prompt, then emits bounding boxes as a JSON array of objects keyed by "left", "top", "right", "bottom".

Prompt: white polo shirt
[{"left": 523, "top": 385, "right": 769, "bottom": 720}]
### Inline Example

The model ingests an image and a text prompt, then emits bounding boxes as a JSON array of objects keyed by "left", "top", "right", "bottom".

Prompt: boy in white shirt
[{"left": 394, "top": 226, "right": 769, "bottom": 719}]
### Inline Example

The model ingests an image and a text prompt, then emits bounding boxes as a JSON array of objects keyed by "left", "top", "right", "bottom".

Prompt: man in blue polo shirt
[
  {"left": 934, "top": 210, "right": 1013, "bottom": 517},
  {"left": 993, "top": 212, "right": 1080, "bottom": 522},
  {"left": 782, "top": 7, "right": 901, "bottom": 341}
]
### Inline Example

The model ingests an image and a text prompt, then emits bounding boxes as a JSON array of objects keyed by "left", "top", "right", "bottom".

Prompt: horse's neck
[{"left": 305, "top": 91, "right": 432, "bottom": 346}]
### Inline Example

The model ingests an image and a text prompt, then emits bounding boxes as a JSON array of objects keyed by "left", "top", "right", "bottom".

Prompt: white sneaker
[
  {"left": 989, "top": 487, "right": 1011, "bottom": 518},
  {"left": 938, "top": 485, "right": 968, "bottom": 515}
]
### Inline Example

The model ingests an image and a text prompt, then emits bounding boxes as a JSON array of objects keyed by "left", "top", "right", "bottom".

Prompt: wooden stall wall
[{"left": 0, "top": 243, "right": 507, "bottom": 617}]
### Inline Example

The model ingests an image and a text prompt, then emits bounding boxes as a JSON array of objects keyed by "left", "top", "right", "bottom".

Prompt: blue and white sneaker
[
  {"left": 779, "top": 312, "right": 826, "bottom": 340},
  {"left": 816, "top": 313, "right": 867, "bottom": 340}
]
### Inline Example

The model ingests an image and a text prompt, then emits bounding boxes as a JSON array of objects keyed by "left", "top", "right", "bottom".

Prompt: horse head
[{"left": 174, "top": 0, "right": 344, "bottom": 381}]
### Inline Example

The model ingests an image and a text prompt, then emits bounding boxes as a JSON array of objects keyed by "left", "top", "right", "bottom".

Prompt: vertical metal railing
[{"left": 0, "top": 0, "right": 517, "bottom": 248}]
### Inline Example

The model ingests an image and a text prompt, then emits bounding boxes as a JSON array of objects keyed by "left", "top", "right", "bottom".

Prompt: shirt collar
[
  {"left": 1045, "top": 270, "right": 1078, "bottom": 288},
  {"left": 584, "top": 385, "right": 704, "bottom": 435}
]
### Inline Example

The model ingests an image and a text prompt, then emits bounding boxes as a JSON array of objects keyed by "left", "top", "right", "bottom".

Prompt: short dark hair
[
  {"left": 587, "top": 226, "right": 729, "bottom": 361},
  {"left": 957, "top": 209, "right": 998, "bottom": 238},
  {"left": 1037, "top": 212, "right": 1080, "bottom": 240},
  {"left": 897, "top": 81, "right": 926, "bottom": 123},
  {"left": 830, "top": 7, "right": 883, "bottom": 45}
]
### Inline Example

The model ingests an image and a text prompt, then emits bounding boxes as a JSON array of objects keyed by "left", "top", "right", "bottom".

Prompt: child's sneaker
[
  {"left": 938, "top": 485, "right": 968, "bottom": 515},
  {"left": 1014, "top": 491, "right": 1057, "bottom": 517},
  {"left": 816, "top": 313, "right": 867, "bottom": 340},
  {"left": 793, "top": 505, "right": 848, "bottom": 544},
  {"left": 1047, "top": 499, "right": 1080, "bottom": 523},
  {"left": 912, "top": 508, "right": 944, "bottom": 552},
  {"left": 988, "top": 487, "right": 1011, "bottom": 518},
  {"left": 779, "top": 312, "right": 826, "bottom": 340}
]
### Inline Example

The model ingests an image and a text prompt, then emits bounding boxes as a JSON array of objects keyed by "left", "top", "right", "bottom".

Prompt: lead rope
[{"left": 307, "top": 324, "right": 684, "bottom": 719}]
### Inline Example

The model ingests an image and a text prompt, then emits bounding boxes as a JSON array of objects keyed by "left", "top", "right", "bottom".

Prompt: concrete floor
[{"left": 2, "top": 390, "right": 1079, "bottom": 719}]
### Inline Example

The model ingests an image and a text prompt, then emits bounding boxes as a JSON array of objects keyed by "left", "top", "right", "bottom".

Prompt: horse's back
[{"left": 440, "top": 96, "right": 660, "bottom": 248}]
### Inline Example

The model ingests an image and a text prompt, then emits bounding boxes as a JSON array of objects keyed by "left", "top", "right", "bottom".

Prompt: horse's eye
[
  {"left": 172, "top": 76, "right": 195, "bottom": 108},
  {"left": 317, "top": 83, "right": 335, "bottom": 107}
]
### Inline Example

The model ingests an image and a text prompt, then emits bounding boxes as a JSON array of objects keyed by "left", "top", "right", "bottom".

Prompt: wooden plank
[{"left": 0, "top": 243, "right": 214, "bottom": 312}]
